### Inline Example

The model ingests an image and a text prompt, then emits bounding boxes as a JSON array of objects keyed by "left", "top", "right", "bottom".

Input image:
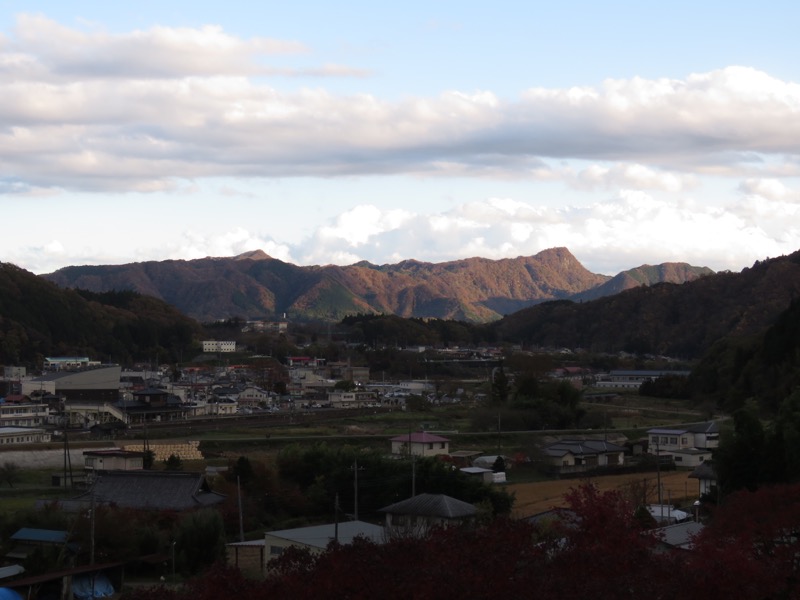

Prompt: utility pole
[
  {"left": 352, "top": 459, "right": 364, "bottom": 521},
  {"left": 237, "top": 476, "right": 244, "bottom": 542},
  {"left": 334, "top": 493, "right": 340, "bottom": 544}
]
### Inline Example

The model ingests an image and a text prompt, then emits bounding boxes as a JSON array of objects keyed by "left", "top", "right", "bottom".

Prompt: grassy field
[{"left": 508, "top": 469, "right": 699, "bottom": 518}]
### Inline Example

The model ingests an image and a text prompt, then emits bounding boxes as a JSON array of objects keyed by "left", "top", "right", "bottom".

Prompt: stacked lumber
[{"left": 122, "top": 441, "right": 204, "bottom": 461}]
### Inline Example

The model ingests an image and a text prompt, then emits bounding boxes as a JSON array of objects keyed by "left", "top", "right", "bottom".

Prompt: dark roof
[
  {"left": 66, "top": 471, "right": 225, "bottom": 511},
  {"left": 379, "top": 493, "right": 476, "bottom": 519},
  {"left": 689, "top": 461, "right": 717, "bottom": 481},
  {"left": 390, "top": 432, "right": 450, "bottom": 444},
  {"left": 544, "top": 439, "right": 626, "bottom": 457},
  {"left": 686, "top": 421, "right": 719, "bottom": 434},
  {"left": 82, "top": 449, "right": 144, "bottom": 458},
  {"left": 649, "top": 421, "right": 718, "bottom": 435}
]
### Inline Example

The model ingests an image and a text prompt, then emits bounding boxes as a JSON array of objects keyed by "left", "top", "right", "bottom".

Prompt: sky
[{"left": 1, "top": 1, "right": 799, "bottom": 276}]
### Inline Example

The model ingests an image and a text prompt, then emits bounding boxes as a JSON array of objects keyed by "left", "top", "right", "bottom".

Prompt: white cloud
[
  {"left": 738, "top": 178, "right": 800, "bottom": 202},
  {"left": 573, "top": 163, "right": 695, "bottom": 192},
  {"left": 1, "top": 16, "right": 799, "bottom": 193}
]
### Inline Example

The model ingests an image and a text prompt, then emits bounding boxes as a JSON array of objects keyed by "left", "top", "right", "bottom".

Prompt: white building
[
  {"left": 202, "top": 341, "right": 237, "bottom": 353},
  {"left": 0, "top": 426, "right": 51, "bottom": 445}
]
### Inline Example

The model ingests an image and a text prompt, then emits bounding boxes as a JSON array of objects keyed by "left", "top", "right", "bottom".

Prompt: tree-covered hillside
[{"left": 0, "top": 263, "right": 202, "bottom": 367}]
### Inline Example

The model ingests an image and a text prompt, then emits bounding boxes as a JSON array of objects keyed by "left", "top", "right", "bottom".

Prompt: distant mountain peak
[
  {"left": 234, "top": 250, "right": 271, "bottom": 261},
  {"left": 42, "top": 247, "right": 712, "bottom": 323}
]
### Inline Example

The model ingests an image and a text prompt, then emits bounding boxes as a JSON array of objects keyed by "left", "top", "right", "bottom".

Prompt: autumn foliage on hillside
[{"left": 121, "top": 482, "right": 800, "bottom": 600}]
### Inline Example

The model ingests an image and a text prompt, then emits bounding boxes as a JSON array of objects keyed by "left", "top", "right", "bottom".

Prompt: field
[{"left": 508, "top": 469, "right": 697, "bottom": 518}]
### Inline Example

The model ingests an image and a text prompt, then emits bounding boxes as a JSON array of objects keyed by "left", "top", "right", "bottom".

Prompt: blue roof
[{"left": 10, "top": 528, "right": 69, "bottom": 544}]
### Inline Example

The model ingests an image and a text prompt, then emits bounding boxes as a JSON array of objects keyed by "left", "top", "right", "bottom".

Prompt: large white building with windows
[
  {"left": 202, "top": 341, "right": 237, "bottom": 353},
  {"left": 0, "top": 426, "right": 51, "bottom": 445}
]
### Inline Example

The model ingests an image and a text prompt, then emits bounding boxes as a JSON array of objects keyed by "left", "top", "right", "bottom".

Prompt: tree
[
  {"left": 490, "top": 366, "right": 509, "bottom": 405},
  {"left": 333, "top": 379, "right": 356, "bottom": 391},
  {"left": 491, "top": 456, "right": 505, "bottom": 473},
  {"left": 0, "top": 461, "right": 21, "bottom": 488},
  {"left": 174, "top": 509, "right": 227, "bottom": 575},
  {"left": 164, "top": 454, "right": 183, "bottom": 471},
  {"left": 714, "top": 402, "right": 766, "bottom": 494},
  {"left": 143, "top": 450, "right": 155, "bottom": 470}
]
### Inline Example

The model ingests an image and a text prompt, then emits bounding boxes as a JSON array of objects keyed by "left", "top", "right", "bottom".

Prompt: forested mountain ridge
[
  {"left": 42, "top": 247, "right": 709, "bottom": 323},
  {"left": 492, "top": 251, "right": 800, "bottom": 360},
  {"left": 0, "top": 262, "right": 202, "bottom": 367}
]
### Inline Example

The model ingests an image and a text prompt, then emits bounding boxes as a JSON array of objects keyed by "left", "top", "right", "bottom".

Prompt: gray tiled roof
[
  {"left": 378, "top": 493, "right": 476, "bottom": 519},
  {"left": 544, "top": 439, "right": 626, "bottom": 457},
  {"left": 69, "top": 471, "right": 226, "bottom": 511}
]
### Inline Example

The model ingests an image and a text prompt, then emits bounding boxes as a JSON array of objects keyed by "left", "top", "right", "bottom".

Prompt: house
[
  {"left": 542, "top": 439, "right": 626, "bottom": 473},
  {"left": 647, "top": 422, "right": 719, "bottom": 467},
  {"left": 83, "top": 449, "right": 144, "bottom": 474},
  {"left": 59, "top": 471, "right": 225, "bottom": 512},
  {"left": 229, "top": 520, "right": 386, "bottom": 577},
  {"left": 647, "top": 422, "right": 720, "bottom": 452},
  {"left": 688, "top": 461, "right": 718, "bottom": 497},
  {"left": 390, "top": 432, "right": 450, "bottom": 457},
  {"left": 666, "top": 448, "right": 713, "bottom": 468},
  {"left": 264, "top": 520, "right": 384, "bottom": 562},
  {"left": 379, "top": 493, "right": 477, "bottom": 536},
  {"left": 237, "top": 386, "right": 271, "bottom": 409}
]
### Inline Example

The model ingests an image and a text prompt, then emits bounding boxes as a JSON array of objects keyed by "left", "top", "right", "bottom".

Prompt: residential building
[
  {"left": 390, "top": 432, "right": 450, "bottom": 457},
  {"left": 689, "top": 461, "right": 718, "bottom": 497},
  {"left": 83, "top": 449, "right": 144, "bottom": 473},
  {"left": 60, "top": 471, "right": 226, "bottom": 512},
  {"left": 647, "top": 422, "right": 719, "bottom": 467},
  {"left": 542, "top": 439, "right": 626, "bottom": 473},
  {"left": 379, "top": 493, "right": 476, "bottom": 536},
  {"left": 227, "top": 520, "right": 385, "bottom": 577}
]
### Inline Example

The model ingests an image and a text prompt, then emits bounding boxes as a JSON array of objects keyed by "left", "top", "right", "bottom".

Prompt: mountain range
[{"left": 42, "top": 248, "right": 712, "bottom": 323}]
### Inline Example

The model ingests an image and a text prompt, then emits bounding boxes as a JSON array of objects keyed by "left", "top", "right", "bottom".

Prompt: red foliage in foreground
[{"left": 122, "top": 483, "right": 800, "bottom": 600}]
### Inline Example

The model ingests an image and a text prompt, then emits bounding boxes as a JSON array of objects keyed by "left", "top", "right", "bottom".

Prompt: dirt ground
[{"left": 507, "top": 470, "right": 698, "bottom": 518}]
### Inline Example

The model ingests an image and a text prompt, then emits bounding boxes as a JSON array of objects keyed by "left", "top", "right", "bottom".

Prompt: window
[
  {"left": 681, "top": 437, "right": 688, "bottom": 445},
  {"left": 428, "top": 443, "right": 433, "bottom": 449},
  {"left": 270, "top": 546, "right": 284, "bottom": 556},
  {"left": 669, "top": 437, "right": 678, "bottom": 444},
  {"left": 651, "top": 436, "right": 658, "bottom": 444},
  {"left": 440, "top": 443, "right": 445, "bottom": 449},
  {"left": 661, "top": 436, "right": 668, "bottom": 444}
]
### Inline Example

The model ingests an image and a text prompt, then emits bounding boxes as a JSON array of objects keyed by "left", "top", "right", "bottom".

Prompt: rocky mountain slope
[{"left": 42, "top": 247, "right": 710, "bottom": 323}]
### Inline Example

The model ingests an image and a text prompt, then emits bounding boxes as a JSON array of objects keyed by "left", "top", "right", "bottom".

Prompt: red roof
[{"left": 390, "top": 432, "right": 450, "bottom": 443}]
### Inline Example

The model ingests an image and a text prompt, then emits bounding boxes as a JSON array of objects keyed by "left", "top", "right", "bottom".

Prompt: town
[{"left": 0, "top": 329, "right": 745, "bottom": 599}]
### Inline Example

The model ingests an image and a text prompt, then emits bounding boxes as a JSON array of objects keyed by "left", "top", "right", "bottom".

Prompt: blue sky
[{"left": 1, "top": 1, "right": 799, "bottom": 275}]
